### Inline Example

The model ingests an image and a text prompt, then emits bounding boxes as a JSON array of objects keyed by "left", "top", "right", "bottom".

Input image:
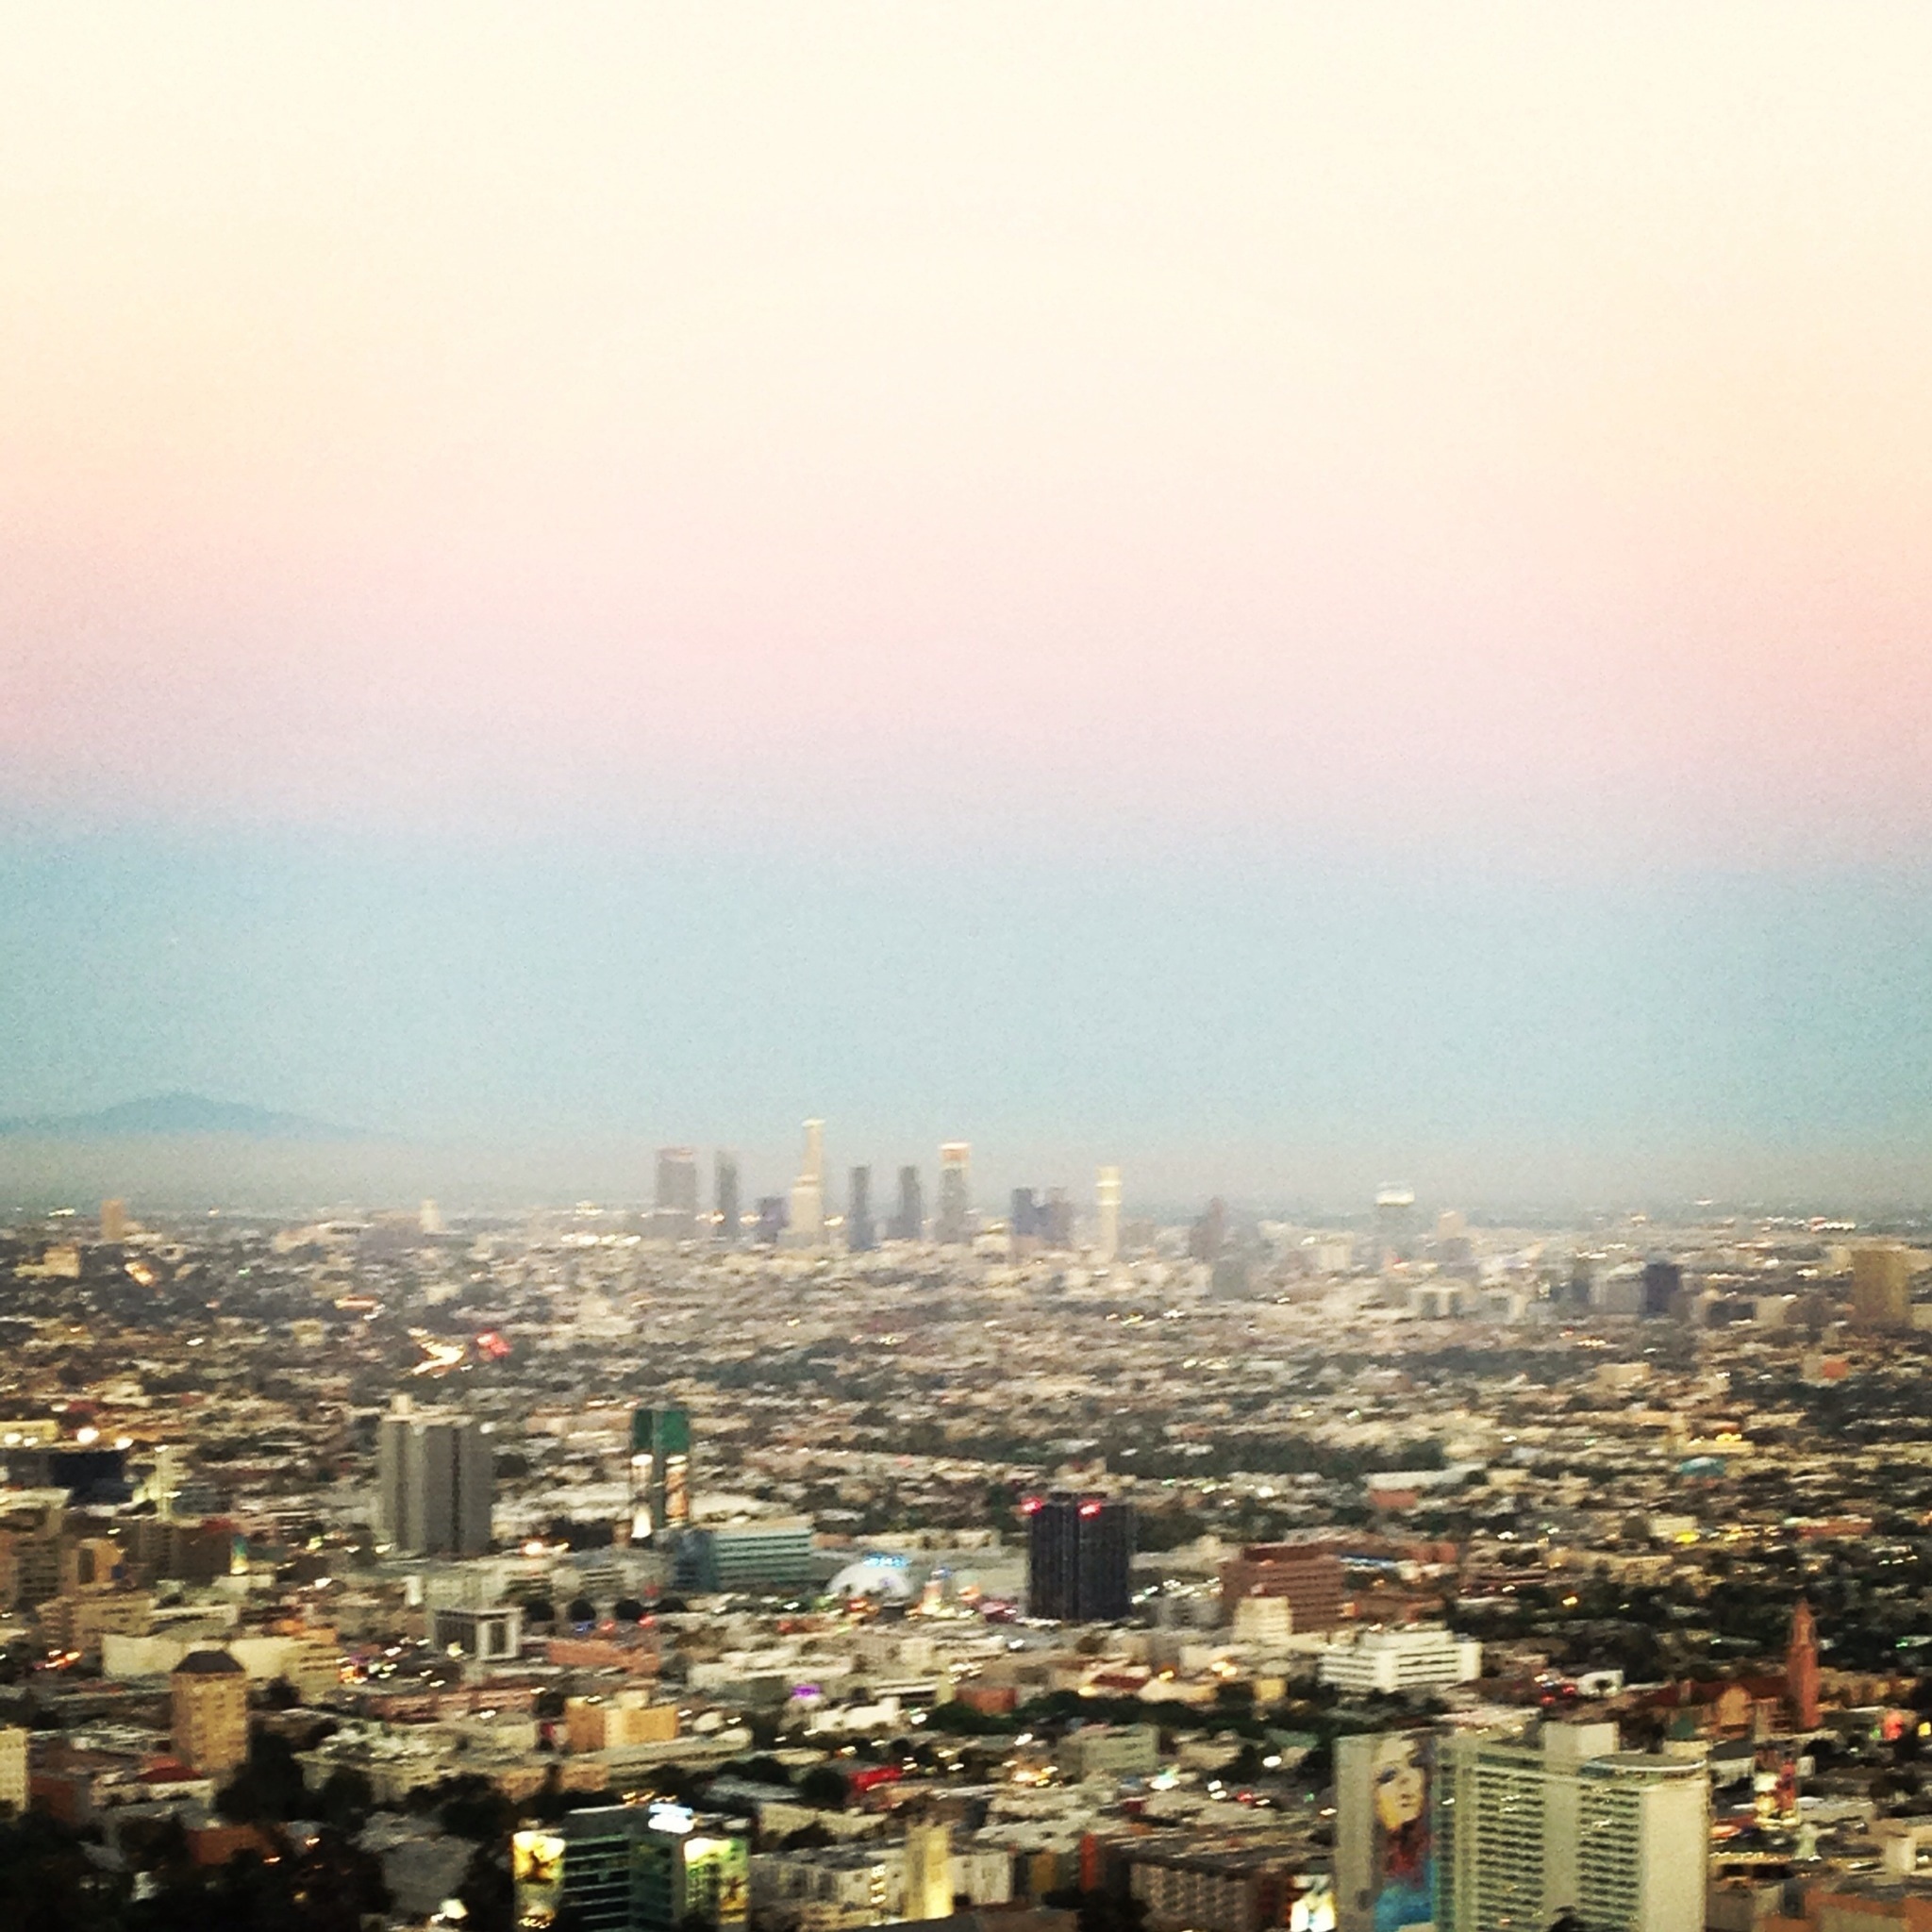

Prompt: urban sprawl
[{"left": 4, "top": 1129, "right": 1932, "bottom": 1932}]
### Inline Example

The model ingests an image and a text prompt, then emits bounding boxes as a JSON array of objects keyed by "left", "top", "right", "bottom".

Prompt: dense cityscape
[
  {"left": 9, "top": 12, "right": 1932, "bottom": 1932},
  {"left": 5, "top": 1124, "right": 1932, "bottom": 1932}
]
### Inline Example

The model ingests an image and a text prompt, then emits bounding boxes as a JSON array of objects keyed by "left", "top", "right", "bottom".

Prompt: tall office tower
[
  {"left": 376, "top": 1400, "right": 493, "bottom": 1556},
  {"left": 846, "top": 1167, "right": 875, "bottom": 1251},
  {"left": 1641, "top": 1257, "right": 1683, "bottom": 1320},
  {"left": 1024, "top": 1492, "right": 1135, "bottom": 1622},
  {"left": 1424, "top": 1723, "right": 1707, "bottom": 1932},
  {"left": 892, "top": 1166, "right": 924, "bottom": 1242},
  {"left": 1096, "top": 1166, "right": 1122, "bottom": 1261},
  {"left": 1851, "top": 1243, "right": 1914, "bottom": 1329},
  {"left": 419, "top": 1198, "right": 445, "bottom": 1236},
  {"left": 936, "top": 1142, "right": 972, "bottom": 1244},
  {"left": 754, "top": 1195, "right": 788, "bottom": 1244},
  {"left": 1041, "top": 1186, "right": 1073, "bottom": 1249},
  {"left": 99, "top": 1198, "right": 127, "bottom": 1243},
  {"left": 1567, "top": 1255, "right": 1595, "bottom": 1309},
  {"left": 171, "top": 1650, "right": 250, "bottom": 1775},
  {"left": 654, "top": 1147, "right": 700, "bottom": 1241},
  {"left": 787, "top": 1118, "right": 825, "bottom": 1247},
  {"left": 1189, "top": 1196, "right": 1228, "bottom": 1261},
  {"left": 1374, "top": 1186, "right": 1418, "bottom": 1259},
  {"left": 630, "top": 1407, "right": 691, "bottom": 1544},
  {"left": 714, "top": 1152, "right": 741, "bottom": 1241},
  {"left": 1009, "top": 1187, "right": 1039, "bottom": 1257}
]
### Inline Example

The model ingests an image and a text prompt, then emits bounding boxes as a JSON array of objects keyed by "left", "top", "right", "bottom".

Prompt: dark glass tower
[
  {"left": 630, "top": 1407, "right": 691, "bottom": 1543},
  {"left": 891, "top": 1165, "right": 924, "bottom": 1241},
  {"left": 847, "top": 1166, "right": 875, "bottom": 1251},
  {"left": 1024, "top": 1491, "right": 1134, "bottom": 1622},
  {"left": 714, "top": 1153, "right": 741, "bottom": 1242}
]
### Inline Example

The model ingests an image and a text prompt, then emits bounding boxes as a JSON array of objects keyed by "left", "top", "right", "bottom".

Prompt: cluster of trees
[{"left": 0, "top": 1807, "right": 388, "bottom": 1932}]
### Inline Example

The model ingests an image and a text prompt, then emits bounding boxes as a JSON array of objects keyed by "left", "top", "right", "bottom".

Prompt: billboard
[
  {"left": 1338, "top": 1732, "right": 1436, "bottom": 1932},
  {"left": 511, "top": 1829, "right": 565, "bottom": 1925},
  {"left": 683, "top": 1834, "right": 750, "bottom": 1927}
]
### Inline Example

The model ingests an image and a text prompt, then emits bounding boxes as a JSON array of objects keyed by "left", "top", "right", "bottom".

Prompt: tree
[
  {"left": 798, "top": 1765, "right": 848, "bottom": 1809},
  {"left": 316, "top": 1765, "right": 374, "bottom": 1833},
  {"left": 457, "top": 1841, "right": 515, "bottom": 1932},
  {"left": 433, "top": 1773, "right": 519, "bottom": 1842},
  {"left": 216, "top": 1730, "right": 308, "bottom": 1824},
  {"left": 0, "top": 1810, "right": 126, "bottom": 1932},
  {"left": 1042, "top": 1888, "right": 1150, "bottom": 1932}
]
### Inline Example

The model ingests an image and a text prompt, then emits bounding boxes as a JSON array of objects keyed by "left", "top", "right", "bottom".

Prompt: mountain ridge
[{"left": 0, "top": 1092, "right": 367, "bottom": 1141}]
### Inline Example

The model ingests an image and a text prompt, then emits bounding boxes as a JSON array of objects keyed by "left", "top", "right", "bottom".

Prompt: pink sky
[{"left": 7, "top": 5, "right": 1932, "bottom": 865}]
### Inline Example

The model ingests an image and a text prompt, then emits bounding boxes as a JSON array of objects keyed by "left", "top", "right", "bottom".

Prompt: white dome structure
[{"left": 828, "top": 1554, "right": 917, "bottom": 1602}]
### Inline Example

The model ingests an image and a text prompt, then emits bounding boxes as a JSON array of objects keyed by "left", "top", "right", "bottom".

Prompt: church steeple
[{"left": 1786, "top": 1597, "right": 1821, "bottom": 1730}]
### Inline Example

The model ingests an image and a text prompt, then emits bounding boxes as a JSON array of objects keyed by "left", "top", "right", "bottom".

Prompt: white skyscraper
[
  {"left": 1095, "top": 1166, "right": 1122, "bottom": 1262},
  {"left": 936, "top": 1142, "right": 972, "bottom": 1244},
  {"left": 376, "top": 1399, "right": 493, "bottom": 1557},
  {"left": 1434, "top": 1724, "right": 1707, "bottom": 1932},
  {"left": 150, "top": 1442, "right": 183, "bottom": 1522},
  {"left": 787, "top": 1118, "right": 825, "bottom": 1247}
]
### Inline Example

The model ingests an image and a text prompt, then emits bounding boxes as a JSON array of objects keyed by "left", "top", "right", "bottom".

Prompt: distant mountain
[{"left": 0, "top": 1092, "right": 366, "bottom": 1141}]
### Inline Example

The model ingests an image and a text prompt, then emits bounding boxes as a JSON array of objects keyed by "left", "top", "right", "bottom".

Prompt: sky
[{"left": 4, "top": 6, "right": 1931, "bottom": 1208}]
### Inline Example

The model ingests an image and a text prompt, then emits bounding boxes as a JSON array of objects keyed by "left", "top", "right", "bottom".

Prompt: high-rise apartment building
[
  {"left": 654, "top": 1148, "right": 699, "bottom": 1241},
  {"left": 846, "top": 1166, "right": 874, "bottom": 1252},
  {"left": 1024, "top": 1492, "right": 1134, "bottom": 1622},
  {"left": 99, "top": 1198, "right": 127, "bottom": 1243},
  {"left": 1431, "top": 1724, "right": 1707, "bottom": 1932},
  {"left": 1852, "top": 1244, "right": 1915, "bottom": 1329},
  {"left": 891, "top": 1166, "right": 924, "bottom": 1242},
  {"left": 714, "top": 1152, "right": 741, "bottom": 1241},
  {"left": 171, "top": 1648, "right": 250, "bottom": 1774},
  {"left": 1096, "top": 1166, "right": 1122, "bottom": 1261},
  {"left": 936, "top": 1142, "right": 972, "bottom": 1245},
  {"left": 787, "top": 1119, "right": 825, "bottom": 1248},
  {"left": 376, "top": 1401, "right": 492, "bottom": 1557},
  {"left": 631, "top": 1407, "right": 691, "bottom": 1544}
]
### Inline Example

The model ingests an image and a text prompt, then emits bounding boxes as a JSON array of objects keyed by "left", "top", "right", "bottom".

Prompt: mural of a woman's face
[{"left": 1373, "top": 1735, "right": 1427, "bottom": 1833}]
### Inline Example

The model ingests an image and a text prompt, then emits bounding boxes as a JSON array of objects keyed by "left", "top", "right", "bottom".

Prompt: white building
[
  {"left": 1095, "top": 1167, "right": 1122, "bottom": 1262},
  {"left": 752, "top": 1824, "right": 1005, "bottom": 1931},
  {"left": 1317, "top": 1625, "right": 1483, "bottom": 1695},
  {"left": 788, "top": 1119, "right": 826, "bottom": 1248},
  {"left": 0, "top": 1725, "right": 26, "bottom": 1814},
  {"left": 1436, "top": 1723, "right": 1707, "bottom": 1932}
]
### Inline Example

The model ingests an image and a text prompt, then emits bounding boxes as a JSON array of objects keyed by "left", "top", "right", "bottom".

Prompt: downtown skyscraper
[{"left": 788, "top": 1118, "right": 825, "bottom": 1248}]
